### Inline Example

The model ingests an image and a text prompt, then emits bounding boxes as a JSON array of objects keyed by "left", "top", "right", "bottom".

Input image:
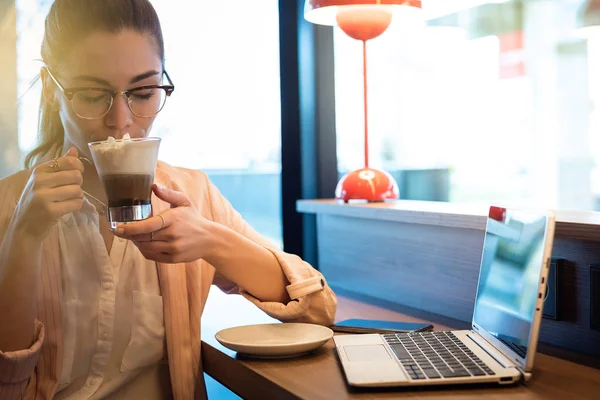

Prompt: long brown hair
[{"left": 24, "top": 0, "right": 165, "bottom": 168}]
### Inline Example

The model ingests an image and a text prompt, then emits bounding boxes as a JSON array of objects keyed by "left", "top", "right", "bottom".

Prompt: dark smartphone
[{"left": 331, "top": 319, "right": 433, "bottom": 334}]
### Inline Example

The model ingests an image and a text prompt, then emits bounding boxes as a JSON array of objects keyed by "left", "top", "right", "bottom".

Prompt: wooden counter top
[{"left": 201, "top": 290, "right": 600, "bottom": 400}]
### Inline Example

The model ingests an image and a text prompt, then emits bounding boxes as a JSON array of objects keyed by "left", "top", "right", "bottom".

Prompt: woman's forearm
[
  {"left": 0, "top": 224, "right": 42, "bottom": 352},
  {"left": 206, "top": 223, "right": 290, "bottom": 303}
]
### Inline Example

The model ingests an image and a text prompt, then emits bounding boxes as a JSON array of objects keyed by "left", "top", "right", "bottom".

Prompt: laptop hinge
[{"left": 467, "top": 332, "right": 518, "bottom": 370}]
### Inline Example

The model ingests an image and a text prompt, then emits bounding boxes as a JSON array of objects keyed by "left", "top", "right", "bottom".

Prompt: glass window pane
[
  {"left": 334, "top": 0, "right": 596, "bottom": 211},
  {"left": 16, "top": 0, "right": 52, "bottom": 155},
  {"left": 151, "top": 0, "right": 282, "bottom": 246}
]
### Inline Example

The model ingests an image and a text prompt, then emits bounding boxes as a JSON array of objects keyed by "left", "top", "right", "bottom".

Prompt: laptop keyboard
[{"left": 383, "top": 331, "right": 496, "bottom": 380}]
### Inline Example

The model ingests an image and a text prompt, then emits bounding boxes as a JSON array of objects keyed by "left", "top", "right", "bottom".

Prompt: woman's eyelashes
[{"left": 131, "top": 90, "right": 156, "bottom": 101}]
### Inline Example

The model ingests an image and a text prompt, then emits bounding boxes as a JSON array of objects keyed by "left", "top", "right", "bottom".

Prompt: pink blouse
[{"left": 0, "top": 161, "right": 337, "bottom": 399}]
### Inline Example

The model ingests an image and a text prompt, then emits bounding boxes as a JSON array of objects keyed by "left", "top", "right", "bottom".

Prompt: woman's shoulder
[
  {"left": 0, "top": 169, "right": 32, "bottom": 219},
  {"left": 0, "top": 169, "right": 32, "bottom": 194},
  {"left": 156, "top": 161, "right": 210, "bottom": 189}
]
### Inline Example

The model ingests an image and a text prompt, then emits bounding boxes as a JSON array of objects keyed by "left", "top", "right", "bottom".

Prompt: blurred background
[{"left": 2, "top": 0, "right": 600, "bottom": 248}]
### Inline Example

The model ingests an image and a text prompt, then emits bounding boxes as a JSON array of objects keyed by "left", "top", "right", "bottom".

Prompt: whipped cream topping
[{"left": 88, "top": 134, "right": 161, "bottom": 175}]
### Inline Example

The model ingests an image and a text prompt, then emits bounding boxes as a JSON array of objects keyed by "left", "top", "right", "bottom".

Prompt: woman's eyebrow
[
  {"left": 72, "top": 75, "right": 110, "bottom": 86},
  {"left": 71, "top": 70, "right": 161, "bottom": 86},
  {"left": 130, "top": 70, "right": 160, "bottom": 84}
]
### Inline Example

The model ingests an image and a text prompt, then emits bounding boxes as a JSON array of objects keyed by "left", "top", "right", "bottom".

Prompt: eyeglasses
[{"left": 44, "top": 67, "right": 175, "bottom": 120}]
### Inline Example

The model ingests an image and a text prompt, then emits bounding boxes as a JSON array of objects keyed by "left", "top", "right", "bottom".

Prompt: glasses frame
[{"left": 44, "top": 67, "right": 175, "bottom": 120}]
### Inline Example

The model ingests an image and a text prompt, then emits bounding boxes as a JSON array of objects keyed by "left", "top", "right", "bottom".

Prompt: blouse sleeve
[
  {"left": 0, "top": 320, "right": 44, "bottom": 400},
  {"left": 0, "top": 172, "right": 43, "bottom": 399},
  {"left": 204, "top": 174, "right": 337, "bottom": 326}
]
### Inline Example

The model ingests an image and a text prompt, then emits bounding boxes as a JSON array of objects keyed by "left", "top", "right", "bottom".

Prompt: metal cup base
[{"left": 108, "top": 204, "right": 152, "bottom": 231}]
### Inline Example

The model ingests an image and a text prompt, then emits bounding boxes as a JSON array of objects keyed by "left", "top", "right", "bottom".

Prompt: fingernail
[
  {"left": 115, "top": 227, "right": 124, "bottom": 235},
  {"left": 156, "top": 185, "right": 164, "bottom": 191}
]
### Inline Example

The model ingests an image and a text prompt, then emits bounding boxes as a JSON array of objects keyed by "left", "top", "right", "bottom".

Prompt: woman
[{"left": 0, "top": 0, "right": 337, "bottom": 398}]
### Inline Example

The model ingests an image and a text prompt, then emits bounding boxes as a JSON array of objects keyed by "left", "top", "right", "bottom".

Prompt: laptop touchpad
[{"left": 344, "top": 345, "right": 391, "bottom": 362}]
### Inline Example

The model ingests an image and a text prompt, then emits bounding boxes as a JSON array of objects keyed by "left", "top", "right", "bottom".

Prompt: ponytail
[{"left": 24, "top": 93, "right": 64, "bottom": 169}]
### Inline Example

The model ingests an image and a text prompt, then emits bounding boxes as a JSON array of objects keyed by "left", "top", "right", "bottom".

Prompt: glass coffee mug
[{"left": 88, "top": 137, "right": 161, "bottom": 231}]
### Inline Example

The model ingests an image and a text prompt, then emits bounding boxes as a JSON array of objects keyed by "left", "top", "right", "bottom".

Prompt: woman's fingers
[
  {"left": 33, "top": 168, "right": 84, "bottom": 188},
  {"left": 135, "top": 249, "right": 176, "bottom": 264},
  {"left": 43, "top": 170, "right": 84, "bottom": 188},
  {"left": 34, "top": 148, "right": 85, "bottom": 189},
  {"left": 133, "top": 240, "right": 173, "bottom": 253},
  {"left": 40, "top": 152, "right": 84, "bottom": 174},
  {"left": 128, "top": 233, "right": 154, "bottom": 243},
  {"left": 126, "top": 226, "right": 175, "bottom": 243},
  {"left": 114, "top": 213, "right": 170, "bottom": 236},
  {"left": 39, "top": 184, "right": 84, "bottom": 202},
  {"left": 14, "top": 149, "right": 86, "bottom": 240},
  {"left": 48, "top": 198, "right": 85, "bottom": 218}
]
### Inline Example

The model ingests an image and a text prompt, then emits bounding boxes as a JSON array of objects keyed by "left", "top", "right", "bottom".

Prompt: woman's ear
[{"left": 40, "top": 68, "right": 60, "bottom": 112}]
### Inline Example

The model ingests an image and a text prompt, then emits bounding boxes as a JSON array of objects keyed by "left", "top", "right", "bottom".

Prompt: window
[
  {"left": 150, "top": 0, "right": 282, "bottom": 246},
  {"left": 16, "top": 0, "right": 52, "bottom": 154},
  {"left": 16, "top": 0, "right": 282, "bottom": 246},
  {"left": 334, "top": 0, "right": 598, "bottom": 211}
]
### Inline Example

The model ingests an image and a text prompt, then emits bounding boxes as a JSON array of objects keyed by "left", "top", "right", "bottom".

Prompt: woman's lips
[
  {"left": 88, "top": 128, "right": 148, "bottom": 142},
  {"left": 89, "top": 133, "right": 144, "bottom": 141}
]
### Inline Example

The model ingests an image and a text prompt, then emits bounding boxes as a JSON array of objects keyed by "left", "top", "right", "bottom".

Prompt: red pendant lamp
[
  {"left": 578, "top": 0, "right": 600, "bottom": 37},
  {"left": 304, "top": 0, "right": 423, "bottom": 202}
]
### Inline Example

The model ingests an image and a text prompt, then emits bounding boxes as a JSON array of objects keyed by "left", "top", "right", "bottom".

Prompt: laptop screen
[{"left": 472, "top": 206, "right": 549, "bottom": 362}]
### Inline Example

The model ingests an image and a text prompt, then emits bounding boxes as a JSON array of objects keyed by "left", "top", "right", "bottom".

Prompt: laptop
[{"left": 334, "top": 205, "right": 556, "bottom": 387}]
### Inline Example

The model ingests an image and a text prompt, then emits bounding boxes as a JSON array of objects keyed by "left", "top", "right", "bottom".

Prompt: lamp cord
[{"left": 363, "top": 39, "right": 369, "bottom": 169}]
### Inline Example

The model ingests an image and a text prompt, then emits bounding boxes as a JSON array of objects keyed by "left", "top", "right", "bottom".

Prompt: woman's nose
[{"left": 104, "top": 93, "right": 132, "bottom": 130}]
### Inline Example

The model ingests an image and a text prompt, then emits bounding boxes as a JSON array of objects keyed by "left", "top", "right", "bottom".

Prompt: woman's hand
[
  {"left": 113, "top": 184, "right": 215, "bottom": 263},
  {"left": 14, "top": 147, "right": 85, "bottom": 239}
]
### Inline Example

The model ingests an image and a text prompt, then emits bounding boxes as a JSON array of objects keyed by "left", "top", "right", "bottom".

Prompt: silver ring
[
  {"left": 158, "top": 214, "right": 166, "bottom": 229},
  {"left": 50, "top": 158, "right": 60, "bottom": 172}
]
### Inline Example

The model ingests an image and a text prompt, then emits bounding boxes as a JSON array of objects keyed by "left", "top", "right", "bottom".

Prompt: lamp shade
[
  {"left": 304, "top": 0, "right": 423, "bottom": 26},
  {"left": 582, "top": 0, "right": 600, "bottom": 27},
  {"left": 578, "top": 0, "right": 600, "bottom": 38}
]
